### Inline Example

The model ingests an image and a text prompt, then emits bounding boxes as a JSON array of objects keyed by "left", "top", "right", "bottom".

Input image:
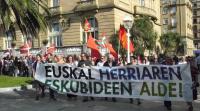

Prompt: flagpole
[
  {"left": 84, "top": 32, "right": 88, "bottom": 53},
  {"left": 118, "top": 33, "right": 120, "bottom": 60},
  {"left": 26, "top": 40, "right": 30, "bottom": 56},
  {"left": 85, "top": 32, "right": 88, "bottom": 43}
]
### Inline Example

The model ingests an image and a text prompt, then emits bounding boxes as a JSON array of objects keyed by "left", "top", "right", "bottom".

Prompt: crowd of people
[{"left": 0, "top": 53, "right": 199, "bottom": 111}]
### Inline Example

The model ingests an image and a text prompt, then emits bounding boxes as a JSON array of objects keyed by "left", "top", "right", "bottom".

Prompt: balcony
[
  {"left": 75, "top": 0, "right": 99, "bottom": 12},
  {"left": 134, "top": 6, "right": 157, "bottom": 20},
  {"left": 49, "top": 6, "right": 62, "bottom": 15},
  {"left": 193, "top": 5, "right": 200, "bottom": 10},
  {"left": 168, "top": 24, "right": 177, "bottom": 29},
  {"left": 170, "top": 0, "right": 177, "bottom": 6}
]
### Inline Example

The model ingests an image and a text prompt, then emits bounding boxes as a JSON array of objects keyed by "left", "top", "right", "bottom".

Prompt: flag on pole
[
  {"left": 84, "top": 18, "right": 91, "bottom": 32},
  {"left": 87, "top": 34, "right": 101, "bottom": 58},
  {"left": 106, "top": 43, "right": 118, "bottom": 59},
  {"left": 27, "top": 39, "right": 32, "bottom": 48},
  {"left": 20, "top": 43, "right": 30, "bottom": 55},
  {"left": 47, "top": 44, "right": 56, "bottom": 54},
  {"left": 87, "top": 34, "right": 99, "bottom": 51},
  {"left": 119, "top": 26, "right": 135, "bottom": 53},
  {"left": 101, "top": 32, "right": 107, "bottom": 48}
]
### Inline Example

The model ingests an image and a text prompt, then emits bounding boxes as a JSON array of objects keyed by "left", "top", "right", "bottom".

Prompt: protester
[
  {"left": 0, "top": 48, "right": 198, "bottom": 110},
  {"left": 77, "top": 53, "right": 94, "bottom": 102},
  {"left": 186, "top": 57, "right": 200, "bottom": 111},
  {"left": 103, "top": 54, "right": 117, "bottom": 102},
  {"left": 0, "top": 57, "right": 3, "bottom": 75},
  {"left": 128, "top": 57, "right": 141, "bottom": 105},
  {"left": 73, "top": 54, "right": 79, "bottom": 66},
  {"left": 96, "top": 56, "right": 106, "bottom": 66},
  {"left": 195, "top": 54, "right": 200, "bottom": 70},
  {"left": 163, "top": 57, "right": 173, "bottom": 110},
  {"left": 46, "top": 53, "right": 57, "bottom": 101},
  {"left": 32, "top": 54, "right": 45, "bottom": 101},
  {"left": 66, "top": 55, "right": 77, "bottom": 99},
  {"left": 66, "top": 55, "right": 76, "bottom": 66}
]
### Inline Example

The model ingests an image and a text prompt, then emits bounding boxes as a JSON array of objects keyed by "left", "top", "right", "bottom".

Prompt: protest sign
[{"left": 35, "top": 63, "right": 193, "bottom": 101}]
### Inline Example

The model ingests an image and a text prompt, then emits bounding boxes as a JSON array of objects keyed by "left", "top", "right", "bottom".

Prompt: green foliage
[
  {"left": 110, "top": 16, "right": 158, "bottom": 57},
  {"left": 0, "top": 76, "right": 32, "bottom": 88},
  {"left": 131, "top": 16, "right": 158, "bottom": 55},
  {"left": 0, "top": 0, "right": 50, "bottom": 39},
  {"left": 159, "top": 32, "right": 184, "bottom": 55},
  {"left": 11, "top": 42, "right": 16, "bottom": 48},
  {"left": 42, "top": 39, "right": 48, "bottom": 46},
  {"left": 110, "top": 33, "right": 126, "bottom": 59}
]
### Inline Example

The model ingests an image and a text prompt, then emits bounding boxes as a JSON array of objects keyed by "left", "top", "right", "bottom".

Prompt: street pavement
[{"left": 0, "top": 89, "right": 199, "bottom": 111}]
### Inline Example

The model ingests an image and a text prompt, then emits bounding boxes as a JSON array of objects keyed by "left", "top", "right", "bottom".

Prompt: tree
[
  {"left": 110, "top": 16, "right": 158, "bottom": 59},
  {"left": 0, "top": 0, "right": 49, "bottom": 39},
  {"left": 42, "top": 39, "right": 48, "bottom": 46},
  {"left": 131, "top": 16, "right": 158, "bottom": 55},
  {"left": 110, "top": 33, "right": 127, "bottom": 63},
  {"left": 159, "top": 32, "right": 184, "bottom": 55}
]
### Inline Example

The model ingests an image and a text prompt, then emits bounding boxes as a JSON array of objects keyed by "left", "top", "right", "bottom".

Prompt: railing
[
  {"left": 78, "top": 0, "right": 95, "bottom": 4},
  {"left": 75, "top": 0, "right": 98, "bottom": 12},
  {"left": 49, "top": 6, "right": 61, "bottom": 15}
]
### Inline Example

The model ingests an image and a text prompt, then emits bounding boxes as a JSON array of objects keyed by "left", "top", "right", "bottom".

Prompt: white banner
[{"left": 35, "top": 63, "right": 193, "bottom": 102}]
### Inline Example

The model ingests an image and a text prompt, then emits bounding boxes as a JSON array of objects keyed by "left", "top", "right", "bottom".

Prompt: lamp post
[
  {"left": 123, "top": 15, "right": 133, "bottom": 63},
  {"left": 182, "top": 37, "right": 187, "bottom": 56}
]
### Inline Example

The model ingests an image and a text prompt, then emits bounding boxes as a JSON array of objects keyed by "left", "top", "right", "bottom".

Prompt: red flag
[
  {"left": 47, "top": 44, "right": 56, "bottom": 54},
  {"left": 84, "top": 18, "right": 91, "bottom": 32},
  {"left": 87, "top": 34, "right": 99, "bottom": 51},
  {"left": 20, "top": 43, "right": 30, "bottom": 54},
  {"left": 91, "top": 49, "right": 101, "bottom": 59},
  {"left": 87, "top": 34, "right": 101, "bottom": 58},
  {"left": 27, "top": 39, "right": 32, "bottom": 48},
  {"left": 106, "top": 43, "right": 118, "bottom": 59},
  {"left": 119, "top": 26, "right": 135, "bottom": 53}
]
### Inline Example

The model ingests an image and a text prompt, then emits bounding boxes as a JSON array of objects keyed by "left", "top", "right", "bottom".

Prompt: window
[
  {"left": 194, "top": 33, "right": 197, "bottom": 38},
  {"left": 193, "top": 3, "right": 197, "bottom": 8},
  {"left": 194, "top": 11, "right": 197, "bottom": 15},
  {"left": 162, "top": 7, "right": 168, "bottom": 14},
  {"left": 163, "top": 26, "right": 168, "bottom": 34},
  {"left": 162, "top": 0, "right": 168, "bottom": 4},
  {"left": 5, "top": 32, "right": 13, "bottom": 49},
  {"left": 83, "top": 17, "right": 98, "bottom": 43},
  {"left": 170, "top": 7, "right": 176, "bottom": 14},
  {"left": 171, "top": 17, "right": 177, "bottom": 27},
  {"left": 193, "top": 19, "right": 197, "bottom": 24},
  {"left": 49, "top": 23, "right": 62, "bottom": 47},
  {"left": 51, "top": 0, "right": 60, "bottom": 7},
  {"left": 22, "top": 35, "right": 34, "bottom": 48},
  {"left": 139, "top": 0, "right": 145, "bottom": 6},
  {"left": 163, "top": 18, "right": 168, "bottom": 25},
  {"left": 193, "top": 25, "right": 197, "bottom": 33},
  {"left": 171, "top": 0, "right": 176, "bottom": 4},
  {"left": 171, "top": 28, "right": 177, "bottom": 33},
  {"left": 49, "top": 36, "right": 62, "bottom": 47}
]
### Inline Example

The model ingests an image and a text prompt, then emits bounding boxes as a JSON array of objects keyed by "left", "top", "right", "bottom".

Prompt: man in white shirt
[{"left": 97, "top": 56, "right": 105, "bottom": 66}]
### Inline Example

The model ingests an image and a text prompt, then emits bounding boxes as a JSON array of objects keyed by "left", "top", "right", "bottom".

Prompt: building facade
[
  {"left": 0, "top": 0, "right": 161, "bottom": 56},
  {"left": 192, "top": 0, "right": 200, "bottom": 49},
  {"left": 160, "top": 0, "right": 195, "bottom": 55}
]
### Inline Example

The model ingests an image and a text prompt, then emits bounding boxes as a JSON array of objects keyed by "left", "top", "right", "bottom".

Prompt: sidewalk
[
  {"left": 0, "top": 85, "right": 32, "bottom": 93},
  {"left": 0, "top": 89, "right": 199, "bottom": 111}
]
